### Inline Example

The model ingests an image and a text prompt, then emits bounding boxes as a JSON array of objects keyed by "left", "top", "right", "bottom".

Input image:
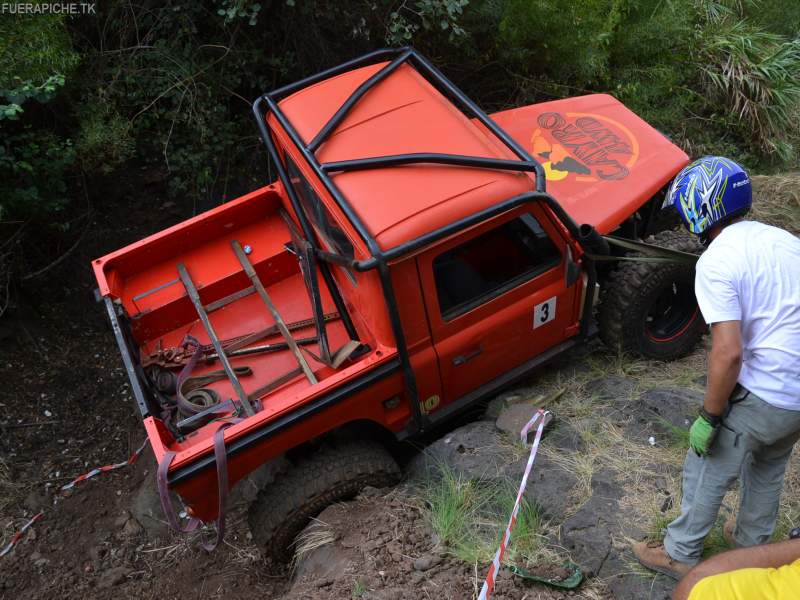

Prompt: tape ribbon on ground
[
  {"left": 478, "top": 408, "right": 552, "bottom": 600},
  {"left": 1, "top": 440, "right": 149, "bottom": 559}
]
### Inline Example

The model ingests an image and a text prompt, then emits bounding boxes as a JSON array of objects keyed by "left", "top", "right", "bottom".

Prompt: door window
[{"left": 433, "top": 214, "right": 560, "bottom": 320}]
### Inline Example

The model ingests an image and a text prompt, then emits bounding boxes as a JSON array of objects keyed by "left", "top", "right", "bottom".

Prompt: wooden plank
[
  {"left": 231, "top": 241, "right": 318, "bottom": 385},
  {"left": 176, "top": 263, "right": 256, "bottom": 417}
]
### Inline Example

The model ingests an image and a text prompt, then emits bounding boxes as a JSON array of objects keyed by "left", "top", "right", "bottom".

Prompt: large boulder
[{"left": 405, "top": 421, "right": 512, "bottom": 483}]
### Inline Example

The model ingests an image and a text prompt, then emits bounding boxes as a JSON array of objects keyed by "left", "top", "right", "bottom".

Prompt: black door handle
[{"left": 453, "top": 346, "right": 483, "bottom": 366}]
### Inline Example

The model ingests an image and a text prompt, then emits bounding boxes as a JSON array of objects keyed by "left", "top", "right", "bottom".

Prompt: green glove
[{"left": 689, "top": 411, "right": 721, "bottom": 457}]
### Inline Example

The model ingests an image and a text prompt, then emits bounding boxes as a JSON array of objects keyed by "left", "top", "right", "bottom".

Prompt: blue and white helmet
[{"left": 664, "top": 156, "right": 752, "bottom": 236}]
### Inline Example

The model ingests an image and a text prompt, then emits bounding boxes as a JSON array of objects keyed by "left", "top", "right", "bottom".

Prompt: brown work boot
[
  {"left": 723, "top": 519, "right": 741, "bottom": 548},
  {"left": 632, "top": 540, "right": 693, "bottom": 580}
]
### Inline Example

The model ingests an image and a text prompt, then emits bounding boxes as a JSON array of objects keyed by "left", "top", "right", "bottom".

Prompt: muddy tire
[
  {"left": 248, "top": 440, "right": 400, "bottom": 563},
  {"left": 598, "top": 230, "right": 706, "bottom": 360}
]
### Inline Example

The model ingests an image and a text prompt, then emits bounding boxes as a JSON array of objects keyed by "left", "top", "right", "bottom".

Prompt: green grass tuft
[
  {"left": 422, "top": 465, "right": 548, "bottom": 566},
  {"left": 352, "top": 580, "right": 367, "bottom": 597},
  {"left": 656, "top": 417, "right": 691, "bottom": 451}
]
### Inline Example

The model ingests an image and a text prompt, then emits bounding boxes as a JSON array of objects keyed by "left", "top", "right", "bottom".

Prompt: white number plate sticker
[{"left": 533, "top": 297, "right": 556, "bottom": 329}]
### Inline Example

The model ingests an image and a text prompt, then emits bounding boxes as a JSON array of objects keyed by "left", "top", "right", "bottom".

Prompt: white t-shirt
[{"left": 695, "top": 220, "right": 800, "bottom": 410}]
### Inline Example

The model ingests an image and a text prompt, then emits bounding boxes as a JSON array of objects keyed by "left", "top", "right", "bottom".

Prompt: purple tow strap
[{"left": 156, "top": 420, "right": 236, "bottom": 551}]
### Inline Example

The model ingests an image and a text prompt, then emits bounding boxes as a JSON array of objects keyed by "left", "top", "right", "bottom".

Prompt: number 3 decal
[{"left": 534, "top": 297, "right": 556, "bottom": 329}]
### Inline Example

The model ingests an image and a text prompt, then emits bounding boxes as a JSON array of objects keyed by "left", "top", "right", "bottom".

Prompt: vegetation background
[{"left": 1, "top": 0, "right": 799, "bottom": 310}]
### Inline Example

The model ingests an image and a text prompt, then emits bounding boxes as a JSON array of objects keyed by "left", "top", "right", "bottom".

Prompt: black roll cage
[{"left": 252, "top": 47, "right": 592, "bottom": 435}]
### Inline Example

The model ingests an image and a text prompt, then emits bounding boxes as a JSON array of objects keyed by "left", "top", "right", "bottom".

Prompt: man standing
[{"left": 632, "top": 156, "right": 800, "bottom": 578}]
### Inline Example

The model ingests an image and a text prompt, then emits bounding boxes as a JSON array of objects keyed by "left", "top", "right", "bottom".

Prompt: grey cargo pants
[{"left": 664, "top": 389, "right": 800, "bottom": 565}]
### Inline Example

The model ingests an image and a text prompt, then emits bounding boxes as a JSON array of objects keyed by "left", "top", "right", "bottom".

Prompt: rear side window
[
  {"left": 286, "top": 156, "right": 355, "bottom": 262},
  {"left": 433, "top": 215, "right": 561, "bottom": 320}
]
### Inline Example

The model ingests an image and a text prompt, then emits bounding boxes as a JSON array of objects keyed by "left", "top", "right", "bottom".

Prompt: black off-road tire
[
  {"left": 248, "top": 440, "right": 400, "bottom": 563},
  {"left": 598, "top": 230, "right": 706, "bottom": 360}
]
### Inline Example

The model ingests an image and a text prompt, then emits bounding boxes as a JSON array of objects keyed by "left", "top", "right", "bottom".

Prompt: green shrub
[
  {"left": 0, "top": 132, "right": 75, "bottom": 222},
  {"left": 608, "top": 0, "right": 696, "bottom": 128},
  {"left": 698, "top": 19, "right": 800, "bottom": 159},
  {"left": 498, "top": 0, "right": 616, "bottom": 86},
  {"left": 0, "top": 13, "right": 79, "bottom": 222},
  {"left": 76, "top": 106, "right": 135, "bottom": 173}
]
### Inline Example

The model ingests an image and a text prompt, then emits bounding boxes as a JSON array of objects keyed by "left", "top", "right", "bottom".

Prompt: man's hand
[{"left": 689, "top": 412, "right": 721, "bottom": 456}]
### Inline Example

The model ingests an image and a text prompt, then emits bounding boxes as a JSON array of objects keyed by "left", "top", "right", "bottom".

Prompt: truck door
[{"left": 418, "top": 206, "right": 579, "bottom": 406}]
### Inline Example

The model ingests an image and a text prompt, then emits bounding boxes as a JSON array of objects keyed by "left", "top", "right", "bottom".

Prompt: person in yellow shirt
[{"left": 673, "top": 538, "right": 800, "bottom": 600}]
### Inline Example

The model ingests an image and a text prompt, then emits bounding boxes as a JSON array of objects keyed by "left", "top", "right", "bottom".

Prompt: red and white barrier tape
[
  {"left": 0, "top": 512, "right": 44, "bottom": 557},
  {"left": 478, "top": 408, "right": 551, "bottom": 600},
  {"left": 60, "top": 438, "right": 150, "bottom": 493},
  {"left": 0, "top": 439, "right": 149, "bottom": 559}
]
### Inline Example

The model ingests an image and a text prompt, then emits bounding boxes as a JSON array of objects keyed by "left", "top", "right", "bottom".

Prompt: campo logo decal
[{"left": 531, "top": 112, "right": 640, "bottom": 182}]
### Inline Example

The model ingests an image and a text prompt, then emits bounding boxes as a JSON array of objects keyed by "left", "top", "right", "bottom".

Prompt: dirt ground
[
  {"left": 0, "top": 176, "right": 575, "bottom": 600},
  {"left": 2, "top": 173, "right": 798, "bottom": 599}
]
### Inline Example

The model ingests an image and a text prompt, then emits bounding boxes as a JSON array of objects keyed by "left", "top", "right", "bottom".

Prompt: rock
[
  {"left": 406, "top": 422, "right": 509, "bottom": 482},
  {"left": 495, "top": 403, "right": 551, "bottom": 439},
  {"left": 413, "top": 554, "right": 442, "bottom": 572},
  {"left": 618, "top": 386, "right": 703, "bottom": 441},
  {"left": 483, "top": 391, "right": 524, "bottom": 420},
  {"left": 640, "top": 387, "right": 703, "bottom": 428},
  {"left": 519, "top": 455, "right": 578, "bottom": 521},
  {"left": 291, "top": 505, "right": 357, "bottom": 583},
  {"left": 121, "top": 517, "right": 143, "bottom": 538},
  {"left": 292, "top": 541, "right": 355, "bottom": 582},
  {"left": 96, "top": 566, "right": 131, "bottom": 588},
  {"left": 560, "top": 470, "right": 626, "bottom": 576},
  {"left": 546, "top": 421, "right": 585, "bottom": 453},
  {"left": 562, "top": 519, "right": 612, "bottom": 577},
  {"left": 587, "top": 376, "right": 638, "bottom": 402}
]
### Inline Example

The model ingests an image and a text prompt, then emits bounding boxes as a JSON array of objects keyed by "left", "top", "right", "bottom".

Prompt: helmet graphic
[{"left": 665, "top": 156, "right": 751, "bottom": 236}]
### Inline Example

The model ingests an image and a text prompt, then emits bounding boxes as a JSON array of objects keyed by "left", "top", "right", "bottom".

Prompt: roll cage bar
[{"left": 252, "top": 47, "right": 591, "bottom": 435}]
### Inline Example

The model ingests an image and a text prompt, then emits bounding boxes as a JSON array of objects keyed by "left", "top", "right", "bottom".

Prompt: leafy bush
[
  {"left": 387, "top": 0, "right": 470, "bottom": 45},
  {"left": 698, "top": 18, "right": 800, "bottom": 159},
  {"left": 2, "top": 0, "right": 799, "bottom": 231},
  {"left": 498, "top": 0, "right": 616, "bottom": 87},
  {"left": 76, "top": 105, "right": 135, "bottom": 173},
  {"left": 0, "top": 132, "right": 75, "bottom": 221},
  {"left": 607, "top": 0, "right": 696, "bottom": 128},
  {"left": 0, "top": 13, "right": 79, "bottom": 223}
]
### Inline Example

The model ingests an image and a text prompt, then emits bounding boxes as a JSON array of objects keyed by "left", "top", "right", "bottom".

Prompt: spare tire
[{"left": 598, "top": 230, "right": 706, "bottom": 360}]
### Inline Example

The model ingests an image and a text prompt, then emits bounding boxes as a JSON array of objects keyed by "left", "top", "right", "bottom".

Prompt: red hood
[{"left": 490, "top": 94, "right": 689, "bottom": 234}]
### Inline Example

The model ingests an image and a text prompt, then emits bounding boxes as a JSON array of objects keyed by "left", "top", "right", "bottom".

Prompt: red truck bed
[{"left": 92, "top": 185, "right": 402, "bottom": 518}]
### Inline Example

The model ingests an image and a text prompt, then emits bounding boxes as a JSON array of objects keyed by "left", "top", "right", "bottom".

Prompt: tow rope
[
  {"left": 478, "top": 408, "right": 551, "bottom": 600},
  {"left": 586, "top": 235, "right": 700, "bottom": 265}
]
